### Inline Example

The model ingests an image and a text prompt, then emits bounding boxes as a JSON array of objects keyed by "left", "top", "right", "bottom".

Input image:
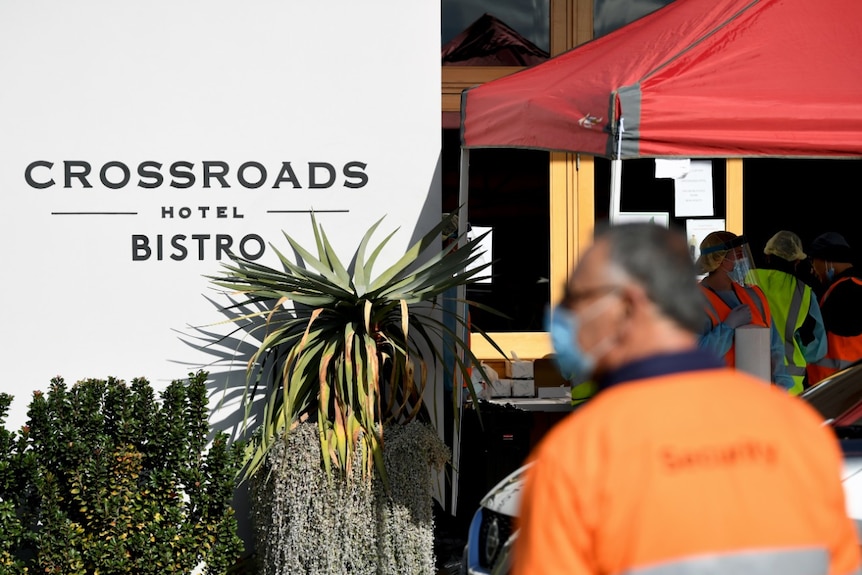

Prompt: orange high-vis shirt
[
  {"left": 700, "top": 282, "right": 771, "bottom": 368},
  {"left": 512, "top": 367, "right": 860, "bottom": 575},
  {"left": 808, "top": 276, "right": 862, "bottom": 385}
]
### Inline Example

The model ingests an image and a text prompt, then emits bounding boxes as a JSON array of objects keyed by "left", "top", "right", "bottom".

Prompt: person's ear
[{"left": 620, "top": 283, "right": 646, "bottom": 318}]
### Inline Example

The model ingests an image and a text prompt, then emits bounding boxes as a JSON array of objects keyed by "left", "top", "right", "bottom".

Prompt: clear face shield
[
  {"left": 702, "top": 235, "right": 759, "bottom": 287},
  {"left": 724, "top": 236, "right": 758, "bottom": 287}
]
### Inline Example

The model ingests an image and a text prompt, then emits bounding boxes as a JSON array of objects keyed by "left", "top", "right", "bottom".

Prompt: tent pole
[
  {"left": 458, "top": 149, "right": 469, "bottom": 245},
  {"left": 609, "top": 118, "right": 624, "bottom": 224},
  {"left": 610, "top": 159, "right": 622, "bottom": 224},
  {"left": 450, "top": 146, "right": 470, "bottom": 516}
]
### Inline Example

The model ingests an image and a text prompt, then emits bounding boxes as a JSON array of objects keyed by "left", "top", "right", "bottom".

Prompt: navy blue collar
[
  {"left": 835, "top": 266, "right": 861, "bottom": 281},
  {"left": 598, "top": 348, "right": 726, "bottom": 389}
]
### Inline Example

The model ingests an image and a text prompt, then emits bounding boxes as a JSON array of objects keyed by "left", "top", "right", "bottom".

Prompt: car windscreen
[{"left": 801, "top": 360, "right": 862, "bottom": 422}]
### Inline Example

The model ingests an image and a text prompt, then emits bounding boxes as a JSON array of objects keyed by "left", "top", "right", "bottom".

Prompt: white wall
[{"left": 0, "top": 1, "right": 441, "bottom": 432}]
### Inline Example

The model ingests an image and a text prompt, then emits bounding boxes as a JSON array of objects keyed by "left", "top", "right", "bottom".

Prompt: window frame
[{"left": 444, "top": 0, "right": 743, "bottom": 361}]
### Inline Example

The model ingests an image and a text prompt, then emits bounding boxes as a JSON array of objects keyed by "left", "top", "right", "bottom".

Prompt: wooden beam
[
  {"left": 441, "top": 67, "right": 523, "bottom": 113},
  {"left": 726, "top": 159, "right": 744, "bottom": 234},
  {"left": 470, "top": 332, "right": 553, "bottom": 361},
  {"left": 577, "top": 154, "right": 595, "bottom": 258}
]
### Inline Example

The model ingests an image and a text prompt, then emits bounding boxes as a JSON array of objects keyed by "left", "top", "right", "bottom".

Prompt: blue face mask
[
  {"left": 548, "top": 306, "right": 597, "bottom": 385},
  {"left": 728, "top": 257, "right": 751, "bottom": 285},
  {"left": 826, "top": 263, "right": 835, "bottom": 282}
]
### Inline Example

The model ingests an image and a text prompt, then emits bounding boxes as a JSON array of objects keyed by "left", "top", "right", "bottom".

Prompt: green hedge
[{"left": 0, "top": 371, "right": 244, "bottom": 575}]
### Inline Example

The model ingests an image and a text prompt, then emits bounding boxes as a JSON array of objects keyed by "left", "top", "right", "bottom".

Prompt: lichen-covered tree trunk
[{"left": 250, "top": 421, "right": 449, "bottom": 575}]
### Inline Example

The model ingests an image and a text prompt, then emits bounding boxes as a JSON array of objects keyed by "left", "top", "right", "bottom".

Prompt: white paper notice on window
[
  {"left": 655, "top": 158, "right": 691, "bottom": 179},
  {"left": 686, "top": 218, "right": 726, "bottom": 264},
  {"left": 674, "top": 160, "right": 714, "bottom": 217}
]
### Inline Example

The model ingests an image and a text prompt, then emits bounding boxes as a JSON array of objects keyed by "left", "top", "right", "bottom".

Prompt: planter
[{"left": 250, "top": 421, "right": 449, "bottom": 575}]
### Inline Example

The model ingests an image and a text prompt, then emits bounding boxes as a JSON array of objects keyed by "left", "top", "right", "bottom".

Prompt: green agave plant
[{"left": 208, "top": 212, "right": 502, "bottom": 484}]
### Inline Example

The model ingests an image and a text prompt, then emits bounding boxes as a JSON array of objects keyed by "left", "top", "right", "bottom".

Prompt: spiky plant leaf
[
  {"left": 206, "top": 211, "right": 505, "bottom": 485},
  {"left": 353, "top": 216, "right": 388, "bottom": 297}
]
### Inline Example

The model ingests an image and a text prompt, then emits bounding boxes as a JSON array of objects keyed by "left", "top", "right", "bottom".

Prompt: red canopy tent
[
  {"left": 455, "top": 0, "right": 862, "bottom": 231},
  {"left": 449, "top": 0, "right": 862, "bottom": 512},
  {"left": 460, "top": 0, "right": 862, "bottom": 160}
]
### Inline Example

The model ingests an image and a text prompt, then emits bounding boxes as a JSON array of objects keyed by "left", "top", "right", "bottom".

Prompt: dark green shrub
[
  {"left": 0, "top": 371, "right": 244, "bottom": 575},
  {"left": 0, "top": 393, "right": 35, "bottom": 575}
]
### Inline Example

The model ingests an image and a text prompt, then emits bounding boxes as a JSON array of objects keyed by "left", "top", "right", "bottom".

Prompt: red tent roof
[{"left": 461, "top": 0, "right": 862, "bottom": 158}]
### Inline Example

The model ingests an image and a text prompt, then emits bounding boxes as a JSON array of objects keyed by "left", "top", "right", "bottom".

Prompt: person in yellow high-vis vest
[
  {"left": 751, "top": 231, "right": 826, "bottom": 395},
  {"left": 806, "top": 232, "right": 862, "bottom": 386}
]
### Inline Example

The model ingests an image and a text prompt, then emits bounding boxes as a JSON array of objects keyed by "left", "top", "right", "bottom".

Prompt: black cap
[{"left": 808, "top": 232, "right": 853, "bottom": 263}]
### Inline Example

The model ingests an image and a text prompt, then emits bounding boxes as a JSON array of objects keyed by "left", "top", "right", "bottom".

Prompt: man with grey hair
[{"left": 512, "top": 222, "right": 859, "bottom": 575}]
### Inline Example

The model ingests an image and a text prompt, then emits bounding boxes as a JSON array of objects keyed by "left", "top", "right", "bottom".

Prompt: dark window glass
[
  {"left": 594, "top": 0, "right": 674, "bottom": 38},
  {"left": 593, "top": 157, "right": 726, "bottom": 229},
  {"left": 743, "top": 158, "right": 862, "bottom": 272},
  {"left": 442, "top": 129, "right": 550, "bottom": 332},
  {"left": 442, "top": 0, "right": 550, "bottom": 66}
]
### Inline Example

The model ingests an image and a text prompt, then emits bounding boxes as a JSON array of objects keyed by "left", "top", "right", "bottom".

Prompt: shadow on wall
[
  {"left": 175, "top": 293, "right": 279, "bottom": 442},
  {"left": 175, "top": 293, "right": 283, "bottom": 558}
]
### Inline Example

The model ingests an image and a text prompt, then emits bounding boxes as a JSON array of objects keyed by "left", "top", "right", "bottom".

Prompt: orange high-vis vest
[
  {"left": 700, "top": 283, "right": 771, "bottom": 367},
  {"left": 512, "top": 368, "right": 860, "bottom": 575},
  {"left": 808, "top": 276, "right": 862, "bottom": 386}
]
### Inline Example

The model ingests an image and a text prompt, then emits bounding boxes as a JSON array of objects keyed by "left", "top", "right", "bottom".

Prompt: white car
[
  {"left": 460, "top": 463, "right": 529, "bottom": 575},
  {"left": 461, "top": 362, "right": 862, "bottom": 575}
]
